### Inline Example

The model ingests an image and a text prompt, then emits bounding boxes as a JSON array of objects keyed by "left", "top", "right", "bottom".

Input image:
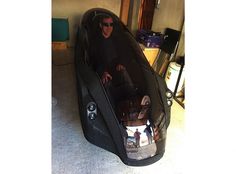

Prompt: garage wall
[
  {"left": 151, "top": 0, "right": 184, "bottom": 33},
  {"left": 52, "top": 0, "right": 121, "bottom": 47},
  {"left": 176, "top": 21, "right": 185, "bottom": 57},
  {"left": 151, "top": 0, "right": 184, "bottom": 57}
]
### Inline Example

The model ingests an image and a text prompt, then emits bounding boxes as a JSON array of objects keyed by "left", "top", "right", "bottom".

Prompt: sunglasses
[{"left": 102, "top": 22, "right": 114, "bottom": 27}]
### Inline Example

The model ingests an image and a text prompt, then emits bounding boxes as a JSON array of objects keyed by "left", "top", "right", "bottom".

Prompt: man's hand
[
  {"left": 116, "top": 64, "right": 125, "bottom": 71},
  {"left": 102, "top": 71, "right": 112, "bottom": 84}
]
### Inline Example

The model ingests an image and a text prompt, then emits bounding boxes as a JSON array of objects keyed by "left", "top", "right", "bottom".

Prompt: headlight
[
  {"left": 88, "top": 112, "right": 96, "bottom": 120},
  {"left": 87, "top": 102, "right": 97, "bottom": 120},
  {"left": 166, "top": 90, "right": 173, "bottom": 107},
  {"left": 88, "top": 103, "right": 96, "bottom": 111},
  {"left": 167, "top": 100, "right": 172, "bottom": 106},
  {"left": 166, "top": 90, "right": 173, "bottom": 99}
]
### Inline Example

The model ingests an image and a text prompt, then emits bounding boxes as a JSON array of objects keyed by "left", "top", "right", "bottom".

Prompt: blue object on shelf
[
  {"left": 136, "top": 29, "right": 163, "bottom": 48},
  {"left": 52, "top": 18, "right": 69, "bottom": 42}
]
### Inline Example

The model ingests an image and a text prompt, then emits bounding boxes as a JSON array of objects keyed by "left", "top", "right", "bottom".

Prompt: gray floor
[{"left": 52, "top": 48, "right": 185, "bottom": 174}]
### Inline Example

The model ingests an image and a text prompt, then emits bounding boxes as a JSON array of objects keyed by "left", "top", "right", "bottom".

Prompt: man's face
[{"left": 101, "top": 17, "right": 113, "bottom": 38}]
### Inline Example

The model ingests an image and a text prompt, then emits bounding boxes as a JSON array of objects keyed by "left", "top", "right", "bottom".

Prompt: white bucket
[{"left": 165, "top": 62, "right": 185, "bottom": 92}]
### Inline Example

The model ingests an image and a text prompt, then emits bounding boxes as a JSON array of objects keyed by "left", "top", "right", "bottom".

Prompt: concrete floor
[{"left": 52, "top": 48, "right": 185, "bottom": 174}]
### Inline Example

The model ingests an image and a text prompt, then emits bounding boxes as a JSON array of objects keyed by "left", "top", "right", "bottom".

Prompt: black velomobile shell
[{"left": 75, "top": 8, "right": 172, "bottom": 166}]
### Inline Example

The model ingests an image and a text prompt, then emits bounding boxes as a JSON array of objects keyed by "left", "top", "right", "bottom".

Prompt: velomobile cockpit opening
[{"left": 86, "top": 12, "right": 149, "bottom": 120}]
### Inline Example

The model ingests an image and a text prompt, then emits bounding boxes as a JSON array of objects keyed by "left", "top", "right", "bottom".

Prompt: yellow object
[{"left": 140, "top": 44, "right": 160, "bottom": 66}]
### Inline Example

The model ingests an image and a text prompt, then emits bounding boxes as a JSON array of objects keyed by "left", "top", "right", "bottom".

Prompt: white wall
[
  {"left": 151, "top": 0, "right": 184, "bottom": 33},
  {"left": 151, "top": 0, "right": 184, "bottom": 57},
  {"left": 52, "top": 0, "right": 121, "bottom": 47}
]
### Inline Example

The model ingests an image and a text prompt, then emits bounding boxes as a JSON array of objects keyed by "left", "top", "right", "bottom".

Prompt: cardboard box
[
  {"left": 52, "top": 42, "right": 67, "bottom": 50},
  {"left": 140, "top": 44, "right": 160, "bottom": 66}
]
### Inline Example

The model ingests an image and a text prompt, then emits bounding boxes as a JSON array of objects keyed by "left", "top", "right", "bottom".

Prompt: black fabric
[{"left": 93, "top": 35, "right": 119, "bottom": 76}]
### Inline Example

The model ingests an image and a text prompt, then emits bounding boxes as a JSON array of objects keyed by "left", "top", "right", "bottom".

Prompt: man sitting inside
[{"left": 92, "top": 14, "right": 136, "bottom": 103}]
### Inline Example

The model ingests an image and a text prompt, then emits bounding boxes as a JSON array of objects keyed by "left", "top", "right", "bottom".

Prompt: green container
[{"left": 52, "top": 18, "right": 69, "bottom": 42}]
